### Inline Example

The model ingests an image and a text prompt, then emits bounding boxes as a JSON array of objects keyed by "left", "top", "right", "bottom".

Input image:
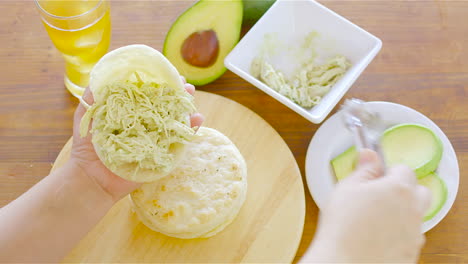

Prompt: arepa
[
  {"left": 131, "top": 127, "right": 247, "bottom": 239},
  {"left": 80, "top": 44, "right": 196, "bottom": 182}
]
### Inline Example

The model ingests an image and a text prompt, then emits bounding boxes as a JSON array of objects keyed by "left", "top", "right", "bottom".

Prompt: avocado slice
[
  {"left": 331, "top": 146, "right": 357, "bottom": 181},
  {"left": 418, "top": 173, "right": 447, "bottom": 221},
  {"left": 330, "top": 123, "right": 443, "bottom": 181},
  {"left": 243, "top": 0, "right": 276, "bottom": 25},
  {"left": 382, "top": 124, "right": 443, "bottom": 178},
  {"left": 163, "top": 0, "right": 243, "bottom": 86}
]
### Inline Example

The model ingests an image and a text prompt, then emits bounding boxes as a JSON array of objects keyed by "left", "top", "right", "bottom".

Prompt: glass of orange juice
[{"left": 35, "top": 0, "right": 111, "bottom": 98}]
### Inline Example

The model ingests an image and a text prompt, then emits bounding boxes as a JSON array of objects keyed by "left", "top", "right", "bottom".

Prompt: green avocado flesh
[
  {"left": 331, "top": 123, "right": 443, "bottom": 180},
  {"left": 163, "top": 0, "right": 243, "bottom": 86},
  {"left": 243, "top": 0, "right": 276, "bottom": 25},
  {"left": 382, "top": 124, "right": 443, "bottom": 178},
  {"left": 80, "top": 72, "right": 196, "bottom": 176},
  {"left": 331, "top": 146, "right": 357, "bottom": 181},
  {"left": 418, "top": 173, "right": 447, "bottom": 221},
  {"left": 330, "top": 124, "right": 447, "bottom": 221}
]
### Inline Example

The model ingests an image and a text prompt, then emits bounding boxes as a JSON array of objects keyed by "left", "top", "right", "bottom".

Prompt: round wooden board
[{"left": 51, "top": 91, "right": 305, "bottom": 263}]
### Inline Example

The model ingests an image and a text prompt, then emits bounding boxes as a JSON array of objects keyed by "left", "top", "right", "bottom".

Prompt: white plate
[{"left": 305, "top": 101, "right": 459, "bottom": 233}]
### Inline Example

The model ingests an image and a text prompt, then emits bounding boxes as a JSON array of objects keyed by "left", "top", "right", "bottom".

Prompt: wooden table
[{"left": 1, "top": 1, "right": 466, "bottom": 263}]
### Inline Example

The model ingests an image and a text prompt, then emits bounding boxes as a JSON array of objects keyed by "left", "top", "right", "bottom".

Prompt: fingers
[
  {"left": 416, "top": 185, "right": 432, "bottom": 215},
  {"left": 347, "top": 149, "right": 384, "bottom": 182},
  {"left": 190, "top": 113, "right": 204, "bottom": 129},
  {"left": 386, "top": 165, "right": 417, "bottom": 186},
  {"left": 78, "top": 87, "right": 94, "bottom": 109},
  {"left": 180, "top": 75, "right": 195, "bottom": 95},
  {"left": 358, "top": 149, "right": 380, "bottom": 166},
  {"left": 73, "top": 88, "right": 94, "bottom": 142},
  {"left": 74, "top": 88, "right": 91, "bottom": 130},
  {"left": 185, "top": 83, "right": 195, "bottom": 95},
  {"left": 384, "top": 165, "right": 430, "bottom": 217},
  {"left": 82, "top": 87, "right": 95, "bottom": 104},
  {"left": 181, "top": 78, "right": 201, "bottom": 128},
  {"left": 72, "top": 100, "right": 90, "bottom": 146},
  {"left": 182, "top": 79, "right": 200, "bottom": 127},
  {"left": 74, "top": 101, "right": 87, "bottom": 127}
]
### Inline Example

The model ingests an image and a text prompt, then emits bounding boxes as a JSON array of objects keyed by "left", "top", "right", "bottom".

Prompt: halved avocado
[
  {"left": 382, "top": 124, "right": 443, "bottom": 178},
  {"left": 418, "top": 173, "right": 447, "bottom": 221},
  {"left": 163, "top": 0, "right": 243, "bottom": 86}
]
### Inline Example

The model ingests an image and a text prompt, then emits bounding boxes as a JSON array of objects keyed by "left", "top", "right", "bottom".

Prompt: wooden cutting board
[{"left": 51, "top": 91, "right": 305, "bottom": 263}]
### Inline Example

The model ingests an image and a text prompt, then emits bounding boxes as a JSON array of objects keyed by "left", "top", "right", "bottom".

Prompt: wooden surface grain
[{"left": 0, "top": 1, "right": 466, "bottom": 263}]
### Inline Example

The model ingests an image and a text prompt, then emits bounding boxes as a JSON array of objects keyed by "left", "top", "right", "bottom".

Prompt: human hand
[
  {"left": 304, "top": 149, "right": 431, "bottom": 263},
  {"left": 70, "top": 78, "right": 204, "bottom": 202}
]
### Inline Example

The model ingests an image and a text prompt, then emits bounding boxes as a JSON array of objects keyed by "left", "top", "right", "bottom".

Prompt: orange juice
[{"left": 37, "top": 0, "right": 111, "bottom": 97}]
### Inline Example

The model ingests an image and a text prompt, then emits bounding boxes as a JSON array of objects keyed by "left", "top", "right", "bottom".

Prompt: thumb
[{"left": 347, "top": 149, "right": 384, "bottom": 182}]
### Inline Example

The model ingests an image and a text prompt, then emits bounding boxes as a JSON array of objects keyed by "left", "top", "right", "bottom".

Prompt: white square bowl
[{"left": 224, "top": 0, "right": 382, "bottom": 123}]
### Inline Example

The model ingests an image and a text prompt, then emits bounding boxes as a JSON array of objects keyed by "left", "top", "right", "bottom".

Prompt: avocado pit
[{"left": 181, "top": 30, "right": 219, "bottom": 68}]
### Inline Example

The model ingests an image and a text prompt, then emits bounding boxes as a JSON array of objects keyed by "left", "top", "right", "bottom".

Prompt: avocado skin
[{"left": 243, "top": 0, "right": 276, "bottom": 25}]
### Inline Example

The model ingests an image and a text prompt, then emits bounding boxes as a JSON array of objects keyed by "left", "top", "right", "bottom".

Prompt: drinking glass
[{"left": 35, "top": 0, "right": 111, "bottom": 97}]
